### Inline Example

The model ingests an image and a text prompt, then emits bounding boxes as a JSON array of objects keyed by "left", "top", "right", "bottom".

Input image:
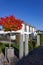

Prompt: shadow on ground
[{"left": 16, "top": 46, "right": 43, "bottom": 65}]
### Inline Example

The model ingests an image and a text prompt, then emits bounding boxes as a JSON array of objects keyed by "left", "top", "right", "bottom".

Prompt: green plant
[
  {"left": 11, "top": 43, "right": 19, "bottom": 50},
  {"left": 0, "top": 43, "right": 5, "bottom": 53},
  {"left": 40, "top": 34, "right": 43, "bottom": 45},
  {"left": 28, "top": 41, "right": 33, "bottom": 51},
  {"left": 32, "top": 39, "right": 37, "bottom": 48}
]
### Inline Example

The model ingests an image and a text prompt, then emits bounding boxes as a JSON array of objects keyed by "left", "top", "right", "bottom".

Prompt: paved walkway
[
  {"left": 0, "top": 53, "right": 19, "bottom": 65},
  {"left": 16, "top": 46, "right": 43, "bottom": 65}
]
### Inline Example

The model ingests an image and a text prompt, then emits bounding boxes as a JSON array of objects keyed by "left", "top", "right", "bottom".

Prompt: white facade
[
  {"left": 10, "top": 35, "right": 16, "bottom": 40},
  {"left": 0, "top": 22, "right": 36, "bottom": 41},
  {"left": 33, "top": 27, "right": 35, "bottom": 33},
  {"left": 26, "top": 25, "right": 29, "bottom": 32},
  {"left": 30, "top": 26, "right": 33, "bottom": 32},
  {"left": 10, "top": 23, "right": 36, "bottom": 41}
]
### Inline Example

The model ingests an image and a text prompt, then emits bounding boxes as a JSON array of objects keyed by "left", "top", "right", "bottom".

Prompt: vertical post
[
  {"left": 37, "top": 35, "right": 40, "bottom": 46},
  {"left": 25, "top": 34, "right": 29, "bottom": 56},
  {"left": 9, "top": 32, "right": 11, "bottom": 47},
  {"left": 28, "top": 34, "right": 29, "bottom": 52},
  {"left": 19, "top": 33, "right": 23, "bottom": 59}
]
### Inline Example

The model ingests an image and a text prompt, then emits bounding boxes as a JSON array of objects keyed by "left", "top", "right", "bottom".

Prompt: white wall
[
  {"left": 10, "top": 35, "right": 16, "bottom": 40},
  {"left": 30, "top": 26, "right": 33, "bottom": 32},
  {"left": 20, "top": 23, "right": 25, "bottom": 42},
  {"left": 26, "top": 25, "right": 30, "bottom": 32},
  {"left": 21, "top": 23, "right": 25, "bottom": 32},
  {"left": 33, "top": 27, "right": 35, "bottom": 33},
  {"left": 33, "top": 28, "right": 37, "bottom": 36},
  {"left": 10, "top": 23, "right": 36, "bottom": 41}
]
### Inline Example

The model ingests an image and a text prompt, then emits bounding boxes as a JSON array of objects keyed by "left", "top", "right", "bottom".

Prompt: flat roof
[{"left": 21, "top": 21, "right": 35, "bottom": 28}]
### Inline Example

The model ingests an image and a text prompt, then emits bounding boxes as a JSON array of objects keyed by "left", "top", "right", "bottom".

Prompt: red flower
[
  {"left": 0, "top": 21, "right": 2, "bottom": 25},
  {"left": 0, "top": 15, "right": 22, "bottom": 31}
]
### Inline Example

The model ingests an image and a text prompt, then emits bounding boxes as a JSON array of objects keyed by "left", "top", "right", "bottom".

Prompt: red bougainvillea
[
  {"left": 0, "top": 15, "right": 22, "bottom": 31},
  {"left": 0, "top": 18, "right": 2, "bottom": 25}
]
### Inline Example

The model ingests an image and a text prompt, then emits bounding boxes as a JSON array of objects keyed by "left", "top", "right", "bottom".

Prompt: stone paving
[{"left": 0, "top": 53, "right": 19, "bottom": 65}]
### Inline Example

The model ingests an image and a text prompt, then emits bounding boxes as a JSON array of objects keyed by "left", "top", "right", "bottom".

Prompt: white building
[
  {"left": 11, "top": 21, "right": 37, "bottom": 43},
  {"left": 0, "top": 21, "right": 37, "bottom": 43},
  {"left": 0, "top": 21, "right": 37, "bottom": 59}
]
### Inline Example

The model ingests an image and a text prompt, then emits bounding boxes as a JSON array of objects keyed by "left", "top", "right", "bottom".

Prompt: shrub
[
  {"left": 40, "top": 34, "right": 43, "bottom": 45},
  {"left": 32, "top": 39, "right": 37, "bottom": 48}
]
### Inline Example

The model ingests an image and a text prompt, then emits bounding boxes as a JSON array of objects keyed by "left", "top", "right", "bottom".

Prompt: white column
[
  {"left": 37, "top": 35, "right": 40, "bottom": 46},
  {"left": 19, "top": 33, "right": 24, "bottom": 59},
  {"left": 25, "top": 34, "right": 29, "bottom": 56}
]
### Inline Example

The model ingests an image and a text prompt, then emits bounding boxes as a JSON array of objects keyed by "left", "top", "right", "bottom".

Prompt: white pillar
[
  {"left": 25, "top": 34, "right": 29, "bottom": 56},
  {"left": 37, "top": 35, "right": 40, "bottom": 46},
  {"left": 19, "top": 33, "right": 24, "bottom": 59}
]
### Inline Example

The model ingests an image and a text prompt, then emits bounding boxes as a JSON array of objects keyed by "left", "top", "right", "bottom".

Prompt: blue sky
[{"left": 0, "top": 0, "right": 43, "bottom": 30}]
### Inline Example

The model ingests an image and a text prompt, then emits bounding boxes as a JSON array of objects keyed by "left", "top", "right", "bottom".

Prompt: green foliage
[
  {"left": 11, "top": 43, "right": 19, "bottom": 57},
  {"left": 4, "top": 43, "right": 9, "bottom": 47},
  {"left": 11, "top": 43, "right": 19, "bottom": 50},
  {"left": 0, "top": 43, "right": 6, "bottom": 53},
  {"left": 32, "top": 39, "right": 37, "bottom": 48},
  {"left": 0, "top": 43, "right": 19, "bottom": 58},
  {"left": 40, "top": 34, "right": 43, "bottom": 45},
  {"left": 28, "top": 36, "right": 37, "bottom": 51},
  {"left": 28, "top": 41, "right": 33, "bottom": 51}
]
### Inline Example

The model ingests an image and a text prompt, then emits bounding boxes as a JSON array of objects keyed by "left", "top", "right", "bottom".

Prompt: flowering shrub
[{"left": 0, "top": 15, "right": 22, "bottom": 31}]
